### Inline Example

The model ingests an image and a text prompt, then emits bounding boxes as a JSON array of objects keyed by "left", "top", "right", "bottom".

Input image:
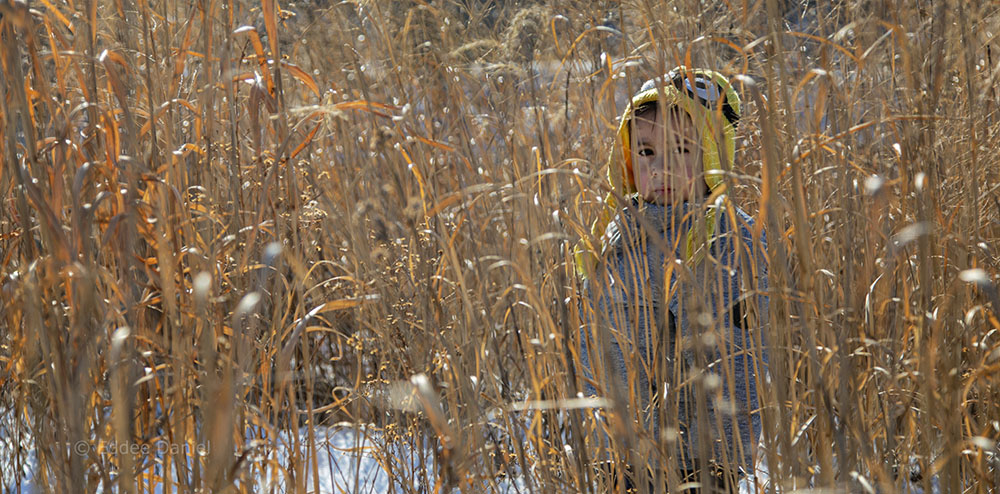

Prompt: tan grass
[{"left": 1, "top": 0, "right": 999, "bottom": 492}]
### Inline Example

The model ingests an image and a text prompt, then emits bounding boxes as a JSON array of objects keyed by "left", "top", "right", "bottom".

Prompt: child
[{"left": 577, "top": 67, "right": 769, "bottom": 491}]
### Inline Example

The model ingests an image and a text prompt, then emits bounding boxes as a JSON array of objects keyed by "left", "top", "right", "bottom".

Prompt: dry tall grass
[{"left": 1, "top": 0, "right": 998, "bottom": 492}]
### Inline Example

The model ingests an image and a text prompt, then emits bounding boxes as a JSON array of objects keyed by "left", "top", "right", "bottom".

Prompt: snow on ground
[
  {"left": 0, "top": 419, "right": 38, "bottom": 492},
  {"left": 3, "top": 421, "right": 940, "bottom": 494},
  {"left": 2, "top": 424, "right": 530, "bottom": 494},
  {"left": 256, "top": 424, "right": 533, "bottom": 493}
]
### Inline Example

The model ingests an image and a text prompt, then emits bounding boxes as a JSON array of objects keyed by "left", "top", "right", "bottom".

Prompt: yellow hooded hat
[{"left": 576, "top": 67, "right": 742, "bottom": 276}]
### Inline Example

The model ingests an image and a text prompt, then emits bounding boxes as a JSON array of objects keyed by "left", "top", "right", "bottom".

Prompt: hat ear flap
[
  {"left": 700, "top": 114, "right": 726, "bottom": 192},
  {"left": 694, "top": 70, "right": 740, "bottom": 192},
  {"left": 710, "top": 71, "right": 741, "bottom": 127},
  {"left": 721, "top": 91, "right": 740, "bottom": 127}
]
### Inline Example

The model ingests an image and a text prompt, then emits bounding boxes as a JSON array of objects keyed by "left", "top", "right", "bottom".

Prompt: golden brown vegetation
[{"left": 1, "top": 0, "right": 999, "bottom": 492}]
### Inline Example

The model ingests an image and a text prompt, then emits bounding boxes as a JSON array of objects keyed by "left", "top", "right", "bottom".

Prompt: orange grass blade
[
  {"left": 234, "top": 25, "right": 266, "bottom": 60},
  {"left": 332, "top": 100, "right": 398, "bottom": 115},
  {"left": 289, "top": 123, "right": 320, "bottom": 161},
  {"left": 315, "top": 298, "right": 366, "bottom": 313},
  {"left": 88, "top": 0, "right": 97, "bottom": 43},
  {"left": 262, "top": 0, "right": 279, "bottom": 59},
  {"left": 38, "top": 0, "right": 74, "bottom": 32},
  {"left": 280, "top": 60, "right": 319, "bottom": 98},
  {"left": 399, "top": 147, "right": 427, "bottom": 214},
  {"left": 412, "top": 135, "right": 455, "bottom": 152},
  {"left": 234, "top": 25, "right": 275, "bottom": 95}
]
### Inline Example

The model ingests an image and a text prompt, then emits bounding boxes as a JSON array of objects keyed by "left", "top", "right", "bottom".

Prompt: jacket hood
[{"left": 577, "top": 67, "right": 742, "bottom": 276}]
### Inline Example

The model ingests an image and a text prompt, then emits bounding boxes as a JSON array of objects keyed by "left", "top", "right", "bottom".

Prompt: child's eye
[
  {"left": 638, "top": 148, "right": 654, "bottom": 157},
  {"left": 676, "top": 146, "right": 690, "bottom": 154}
]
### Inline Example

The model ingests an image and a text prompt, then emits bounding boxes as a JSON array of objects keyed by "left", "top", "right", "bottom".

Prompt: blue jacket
[{"left": 579, "top": 199, "right": 769, "bottom": 471}]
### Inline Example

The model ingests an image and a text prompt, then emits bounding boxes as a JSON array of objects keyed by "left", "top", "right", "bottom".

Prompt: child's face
[{"left": 631, "top": 106, "right": 704, "bottom": 205}]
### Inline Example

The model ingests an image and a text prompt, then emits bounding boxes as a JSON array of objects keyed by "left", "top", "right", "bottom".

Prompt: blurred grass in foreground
[{"left": 1, "top": 0, "right": 999, "bottom": 492}]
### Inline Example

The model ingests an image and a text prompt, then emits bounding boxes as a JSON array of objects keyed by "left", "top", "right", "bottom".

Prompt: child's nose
[
  {"left": 653, "top": 155, "right": 666, "bottom": 172},
  {"left": 650, "top": 162, "right": 664, "bottom": 179}
]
